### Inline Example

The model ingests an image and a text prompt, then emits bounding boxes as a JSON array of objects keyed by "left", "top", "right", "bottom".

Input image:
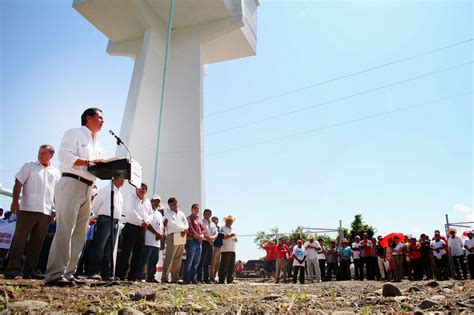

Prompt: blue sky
[{"left": 1, "top": 0, "right": 472, "bottom": 260}]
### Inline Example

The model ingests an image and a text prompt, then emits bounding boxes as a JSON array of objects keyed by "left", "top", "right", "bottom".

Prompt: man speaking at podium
[{"left": 45, "top": 108, "right": 105, "bottom": 287}]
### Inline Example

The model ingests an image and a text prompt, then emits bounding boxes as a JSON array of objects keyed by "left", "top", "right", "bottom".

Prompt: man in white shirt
[
  {"left": 304, "top": 234, "right": 321, "bottom": 283},
  {"left": 87, "top": 178, "right": 124, "bottom": 281},
  {"left": 218, "top": 215, "right": 237, "bottom": 284},
  {"left": 139, "top": 194, "right": 164, "bottom": 283},
  {"left": 351, "top": 236, "right": 362, "bottom": 280},
  {"left": 430, "top": 231, "right": 448, "bottom": 280},
  {"left": 447, "top": 227, "right": 467, "bottom": 279},
  {"left": 197, "top": 209, "right": 218, "bottom": 283},
  {"left": 464, "top": 230, "right": 474, "bottom": 279},
  {"left": 161, "top": 197, "right": 188, "bottom": 283},
  {"left": 4, "top": 145, "right": 60, "bottom": 280},
  {"left": 45, "top": 108, "right": 105, "bottom": 286},
  {"left": 116, "top": 183, "right": 151, "bottom": 281}
]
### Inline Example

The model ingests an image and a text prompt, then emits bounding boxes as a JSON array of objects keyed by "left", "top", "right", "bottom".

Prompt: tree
[
  {"left": 349, "top": 214, "right": 376, "bottom": 242},
  {"left": 254, "top": 226, "right": 335, "bottom": 247}
]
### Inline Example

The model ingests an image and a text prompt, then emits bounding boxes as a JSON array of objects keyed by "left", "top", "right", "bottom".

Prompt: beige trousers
[
  {"left": 45, "top": 177, "right": 91, "bottom": 283},
  {"left": 161, "top": 233, "right": 184, "bottom": 283},
  {"left": 210, "top": 246, "right": 222, "bottom": 280}
]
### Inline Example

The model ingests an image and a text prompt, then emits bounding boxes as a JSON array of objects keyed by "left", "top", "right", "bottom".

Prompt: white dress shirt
[
  {"left": 123, "top": 193, "right": 152, "bottom": 226},
  {"left": 163, "top": 208, "right": 188, "bottom": 234},
  {"left": 202, "top": 219, "right": 218, "bottom": 239},
  {"left": 91, "top": 185, "right": 124, "bottom": 220},
  {"left": 352, "top": 242, "right": 361, "bottom": 259},
  {"left": 220, "top": 225, "right": 237, "bottom": 252},
  {"left": 465, "top": 238, "right": 474, "bottom": 254},
  {"left": 431, "top": 239, "right": 447, "bottom": 259},
  {"left": 58, "top": 126, "right": 105, "bottom": 182},
  {"left": 304, "top": 241, "right": 320, "bottom": 260},
  {"left": 16, "top": 161, "right": 60, "bottom": 216},
  {"left": 447, "top": 236, "right": 464, "bottom": 257},
  {"left": 145, "top": 209, "right": 164, "bottom": 248}
]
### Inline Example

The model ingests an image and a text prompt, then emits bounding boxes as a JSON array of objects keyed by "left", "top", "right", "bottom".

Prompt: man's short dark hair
[
  {"left": 168, "top": 197, "right": 177, "bottom": 204},
  {"left": 203, "top": 209, "right": 212, "bottom": 215},
  {"left": 39, "top": 144, "right": 55, "bottom": 154},
  {"left": 191, "top": 203, "right": 199, "bottom": 210},
  {"left": 81, "top": 108, "right": 102, "bottom": 126},
  {"left": 140, "top": 183, "right": 148, "bottom": 191}
]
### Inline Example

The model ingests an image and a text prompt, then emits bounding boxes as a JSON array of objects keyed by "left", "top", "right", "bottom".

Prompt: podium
[{"left": 88, "top": 158, "right": 142, "bottom": 283}]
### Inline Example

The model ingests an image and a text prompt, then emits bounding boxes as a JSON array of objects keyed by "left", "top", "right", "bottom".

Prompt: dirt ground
[{"left": 0, "top": 278, "right": 473, "bottom": 314}]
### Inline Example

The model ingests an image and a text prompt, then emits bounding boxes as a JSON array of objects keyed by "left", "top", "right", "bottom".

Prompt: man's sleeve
[
  {"left": 15, "top": 163, "right": 30, "bottom": 185},
  {"left": 58, "top": 129, "right": 80, "bottom": 167}
]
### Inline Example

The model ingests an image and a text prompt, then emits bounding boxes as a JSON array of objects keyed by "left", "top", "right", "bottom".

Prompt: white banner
[{"left": 0, "top": 222, "right": 16, "bottom": 249}]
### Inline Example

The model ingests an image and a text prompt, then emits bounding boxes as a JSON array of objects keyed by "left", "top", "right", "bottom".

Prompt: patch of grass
[{"left": 174, "top": 288, "right": 187, "bottom": 308}]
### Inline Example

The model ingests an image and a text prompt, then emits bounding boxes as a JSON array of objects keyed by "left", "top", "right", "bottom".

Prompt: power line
[
  {"left": 205, "top": 91, "right": 472, "bottom": 156},
  {"left": 205, "top": 38, "right": 473, "bottom": 118},
  {"left": 205, "top": 61, "right": 473, "bottom": 136}
]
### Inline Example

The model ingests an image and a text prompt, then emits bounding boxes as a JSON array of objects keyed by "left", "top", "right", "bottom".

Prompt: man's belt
[{"left": 62, "top": 173, "right": 93, "bottom": 186}]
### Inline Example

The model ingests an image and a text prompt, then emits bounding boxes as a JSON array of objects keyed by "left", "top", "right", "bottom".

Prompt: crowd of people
[
  {"left": 0, "top": 108, "right": 238, "bottom": 287},
  {"left": 260, "top": 229, "right": 474, "bottom": 284},
  {"left": 1, "top": 107, "right": 473, "bottom": 288}
]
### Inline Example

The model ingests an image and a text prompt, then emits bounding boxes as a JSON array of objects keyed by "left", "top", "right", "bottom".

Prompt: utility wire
[
  {"left": 205, "top": 39, "right": 473, "bottom": 118},
  {"left": 206, "top": 91, "right": 472, "bottom": 156},
  {"left": 205, "top": 61, "right": 473, "bottom": 136}
]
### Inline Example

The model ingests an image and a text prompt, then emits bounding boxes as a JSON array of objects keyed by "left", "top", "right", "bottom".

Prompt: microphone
[{"left": 109, "top": 130, "right": 123, "bottom": 145}]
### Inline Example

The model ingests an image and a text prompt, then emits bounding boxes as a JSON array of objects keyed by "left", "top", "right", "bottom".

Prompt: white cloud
[{"left": 453, "top": 204, "right": 474, "bottom": 222}]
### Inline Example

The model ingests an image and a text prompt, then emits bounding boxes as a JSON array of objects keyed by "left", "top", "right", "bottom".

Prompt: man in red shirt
[
  {"left": 274, "top": 239, "right": 291, "bottom": 283},
  {"left": 183, "top": 204, "right": 205, "bottom": 284},
  {"left": 261, "top": 240, "right": 276, "bottom": 278},
  {"left": 407, "top": 236, "right": 423, "bottom": 280}
]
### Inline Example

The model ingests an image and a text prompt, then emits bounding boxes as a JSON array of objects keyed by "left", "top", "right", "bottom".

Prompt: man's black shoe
[
  {"left": 23, "top": 273, "right": 45, "bottom": 280},
  {"left": 67, "top": 275, "right": 87, "bottom": 285},
  {"left": 3, "top": 273, "right": 17, "bottom": 280},
  {"left": 45, "top": 276, "right": 76, "bottom": 287}
]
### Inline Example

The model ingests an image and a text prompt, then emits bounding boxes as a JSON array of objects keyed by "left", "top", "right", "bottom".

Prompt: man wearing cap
[
  {"left": 45, "top": 108, "right": 105, "bottom": 286},
  {"left": 447, "top": 227, "right": 467, "bottom": 279},
  {"left": 161, "top": 197, "right": 188, "bottom": 283},
  {"left": 139, "top": 194, "right": 164, "bottom": 282},
  {"left": 304, "top": 234, "right": 321, "bottom": 283},
  {"left": 464, "top": 230, "right": 474, "bottom": 279},
  {"left": 430, "top": 231, "right": 448, "bottom": 280},
  {"left": 4, "top": 144, "right": 60, "bottom": 280},
  {"left": 87, "top": 178, "right": 125, "bottom": 281},
  {"left": 292, "top": 240, "right": 306, "bottom": 284},
  {"left": 218, "top": 215, "right": 237, "bottom": 284}
]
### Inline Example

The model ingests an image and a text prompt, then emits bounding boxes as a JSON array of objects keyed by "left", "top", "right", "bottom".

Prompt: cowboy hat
[
  {"left": 308, "top": 234, "right": 316, "bottom": 240},
  {"left": 223, "top": 215, "right": 235, "bottom": 222}
]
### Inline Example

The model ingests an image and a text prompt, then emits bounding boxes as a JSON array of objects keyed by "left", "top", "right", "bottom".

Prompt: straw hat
[
  {"left": 223, "top": 215, "right": 235, "bottom": 222},
  {"left": 448, "top": 227, "right": 457, "bottom": 233},
  {"left": 308, "top": 234, "right": 316, "bottom": 240}
]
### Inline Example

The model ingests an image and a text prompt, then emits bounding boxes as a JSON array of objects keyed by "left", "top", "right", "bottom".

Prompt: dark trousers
[
  {"left": 116, "top": 223, "right": 145, "bottom": 281},
  {"left": 452, "top": 255, "right": 467, "bottom": 278},
  {"left": 318, "top": 259, "right": 326, "bottom": 281},
  {"left": 434, "top": 255, "right": 449, "bottom": 280},
  {"left": 88, "top": 216, "right": 119, "bottom": 278},
  {"left": 422, "top": 255, "right": 434, "bottom": 279},
  {"left": 361, "top": 256, "right": 372, "bottom": 280},
  {"left": 76, "top": 240, "right": 94, "bottom": 275},
  {"left": 197, "top": 241, "right": 213, "bottom": 282},
  {"left": 370, "top": 256, "right": 378, "bottom": 280},
  {"left": 140, "top": 245, "right": 159, "bottom": 281},
  {"left": 326, "top": 262, "right": 338, "bottom": 281},
  {"left": 467, "top": 254, "right": 474, "bottom": 279},
  {"left": 5, "top": 211, "right": 50, "bottom": 277},
  {"left": 353, "top": 259, "right": 363, "bottom": 280},
  {"left": 340, "top": 259, "right": 350, "bottom": 280},
  {"left": 218, "top": 251, "right": 236, "bottom": 283},
  {"left": 411, "top": 258, "right": 423, "bottom": 280},
  {"left": 36, "top": 233, "right": 54, "bottom": 274},
  {"left": 293, "top": 266, "right": 305, "bottom": 284}
]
